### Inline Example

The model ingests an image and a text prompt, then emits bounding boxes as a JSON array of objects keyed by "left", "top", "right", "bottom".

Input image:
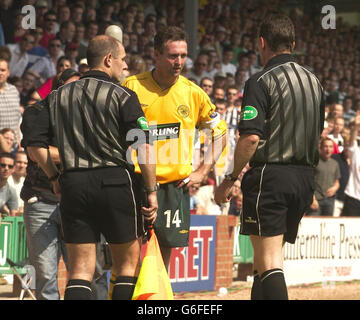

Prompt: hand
[
  {"left": 310, "top": 197, "right": 319, "bottom": 211},
  {"left": 214, "top": 180, "right": 234, "bottom": 205},
  {"left": 176, "top": 171, "right": 205, "bottom": 190},
  {"left": 141, "top": 192, "right": 158, "bottom": 225},
  {"left": 326, "top": 186, "right": 337, "bottom": 198}
]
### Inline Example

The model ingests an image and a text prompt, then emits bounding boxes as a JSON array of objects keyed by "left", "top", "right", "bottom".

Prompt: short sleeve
[
  {"left": 238, "top": 77, "right": 268, "bottom": 138},
  {"left": 21, "top": 101, "right": 52, "bottom": 148},
  {"left": 120, "top": 91, "right": 150, "bottom": 144}
]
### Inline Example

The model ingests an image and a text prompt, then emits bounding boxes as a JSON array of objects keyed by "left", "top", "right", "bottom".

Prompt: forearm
[
  {"left": 137, "top": 143, "right": 157, "bottom": 188},
  {"left": 332, "top": 179, "right": 340, "bottom": 193},
  {"left": 49, "top": 146, "right": 61, "bottom": 164},
  {"left": 229, "top": 133, "right": 259, "bottom": 177},
  {"left": 27, "top": 146, "right": 59, "bottom": 179},
  {"left": 197, "top": 133, "right": 227, "bottom": 176}
]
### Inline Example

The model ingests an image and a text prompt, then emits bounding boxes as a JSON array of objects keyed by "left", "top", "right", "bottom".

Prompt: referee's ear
[
  {"left": 290, "top": 41, "right": 295, "bottom": 52},
  {"left": 104, "top": 53, "right": 112, "bottom": 68},
  {"left": 259, "top": 37, "right": 265, "bottom": 50}
]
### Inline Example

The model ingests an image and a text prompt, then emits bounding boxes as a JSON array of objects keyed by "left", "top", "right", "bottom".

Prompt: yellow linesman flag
[{"left": 132, "top": 228, "right": 174, "bottom": 300}]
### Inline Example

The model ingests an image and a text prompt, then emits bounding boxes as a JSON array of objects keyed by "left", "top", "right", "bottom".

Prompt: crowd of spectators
[{"left": 0, "top": 0, "right": 359, "bottom": 218}]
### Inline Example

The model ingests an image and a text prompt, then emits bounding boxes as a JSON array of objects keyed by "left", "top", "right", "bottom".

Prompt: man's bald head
[{"left": 86, "top": 35, "right": 122, "bottom": 68}]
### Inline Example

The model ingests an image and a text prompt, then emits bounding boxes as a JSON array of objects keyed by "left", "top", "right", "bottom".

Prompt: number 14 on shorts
[{"left": 164, "top": 209, "right": 182, "bottom": 228}]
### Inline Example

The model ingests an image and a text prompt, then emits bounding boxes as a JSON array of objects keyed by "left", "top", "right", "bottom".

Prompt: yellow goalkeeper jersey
[{"left": 123, "top": 71, "right": 227, "bottom": 184}]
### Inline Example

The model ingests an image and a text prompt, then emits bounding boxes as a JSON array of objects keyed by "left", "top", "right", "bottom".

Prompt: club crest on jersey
[
  {"left": 149, "top": 123, "right": 180, "bottom": 140},
  {"left": 240, "top": 106, "right": 258, "bottom": 121},
  {"left": 177, "top": 105, "right": 190, "bottom": 118}
]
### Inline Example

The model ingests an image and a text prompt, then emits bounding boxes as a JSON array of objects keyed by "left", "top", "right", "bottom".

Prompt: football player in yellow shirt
[{"left": 122, "top": 26, "right": 227, "bottom": 271}]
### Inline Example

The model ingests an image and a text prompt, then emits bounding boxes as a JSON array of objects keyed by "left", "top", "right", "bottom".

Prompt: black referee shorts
[
  {"left": 240, "top": 164, "right": 314, "bottom": 244},
  {"left": 59, "top": 167, "right": 145, "bottom": 244}
]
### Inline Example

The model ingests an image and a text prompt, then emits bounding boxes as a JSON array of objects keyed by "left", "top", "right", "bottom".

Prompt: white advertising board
[{"left": 283, "top": 217, "right": 360, "bottom": 286}]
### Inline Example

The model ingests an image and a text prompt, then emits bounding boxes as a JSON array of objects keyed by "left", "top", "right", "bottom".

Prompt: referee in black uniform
[
  {"left": 24, "top": 35, "right": 158, "bottom": 300},
  {"left": 215, "top": 14, "right": 325, "bottom": 300}
]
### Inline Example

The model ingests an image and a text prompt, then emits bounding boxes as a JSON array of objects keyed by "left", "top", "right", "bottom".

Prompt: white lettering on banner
[
  {"left": 0, "top": 226, "right": 8, "bottom": 266},
  {"left": 169, "top": 227, "right": 213, "bottom": 282},
  {"left": 233, "top": 224, "right": 241, "bottom": 257},
  {"left": 283, "top": 218, "right": 360, "bottom": 286}
]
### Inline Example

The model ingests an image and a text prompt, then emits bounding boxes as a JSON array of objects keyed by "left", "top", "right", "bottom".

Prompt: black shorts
[
  {"left": 154, "top": 182, "right": 190, "bottom": 248},
  {"left": 59, "top": 167, "right": 145, "bottom": 244},
  {"left": 240, "top": 164, "right": 314, "bottom": 244}
]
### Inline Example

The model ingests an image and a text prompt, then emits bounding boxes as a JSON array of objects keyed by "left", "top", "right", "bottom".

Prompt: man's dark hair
[
  {"left": 0, "top": 152, "right": 14, "bottom": 161},
  {"left": 259, "top": 14, "right": 295, "bottom": 53},
  {"left": 214, "top": 98, "right": 226, "bottom": 105},
  {"left": 87, "top": 35, "right": 120, "bottom": 68},
  {"left": 154, "top": 26, "right": 188, "bottom": 53},
  {"left": 44, "top": 10, "right": 57, "bottom": 19}
]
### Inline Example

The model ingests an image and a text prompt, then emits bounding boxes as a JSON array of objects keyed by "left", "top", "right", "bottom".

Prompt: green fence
[
  {"left": 233, "top": 220, "right": 253, "bottom": 264},
  {"left": 0, "top": 216, "right": 29, "bottom": 274}
]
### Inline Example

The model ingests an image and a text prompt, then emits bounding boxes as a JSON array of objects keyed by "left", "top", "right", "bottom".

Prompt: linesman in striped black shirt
[
  {"left": 23, "top": 35, "right": 158, "bottom": 300},
  {"left": 215, "top": 14, "right": 325, "bottom": 300}
]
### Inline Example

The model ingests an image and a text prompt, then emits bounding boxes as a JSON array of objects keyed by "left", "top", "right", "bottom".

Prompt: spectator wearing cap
[
  {"left": 56, "top": 21, "right": 76, "bottom": 52},
  {"left": 65, "top": 42, "right": 79, "bottom": 71},
  {"left": 213, "top": 71, "right": 227, "bottom": 89},
  {"left": 214, "top": 25, "right": 228, "bottom": 61}
]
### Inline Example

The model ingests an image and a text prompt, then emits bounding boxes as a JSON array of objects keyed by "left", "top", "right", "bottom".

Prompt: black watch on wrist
[
  {"left": 224, "top": 173, "right": 238, "bottom": 182},
  {"left": 144, "top": 182, "right": 160, "bottom": 193}
]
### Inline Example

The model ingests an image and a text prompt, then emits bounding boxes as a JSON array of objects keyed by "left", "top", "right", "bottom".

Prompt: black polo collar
[
  {"left": 264, "top": 53, "right": 297, "bottom": 69},
  {"left": 80, "top": 70, "right": 113, "bottom": 82}
]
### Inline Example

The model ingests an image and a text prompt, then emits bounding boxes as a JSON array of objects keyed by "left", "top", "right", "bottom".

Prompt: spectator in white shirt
[
  {"left": 221, "top": 46, "right": 237, "bottom": 76},
  {"left": 7, "top": 33, "right": 35, "bottom": 77},
  {"left": 29, "top": 37, "right": 63, "bottom": 83}
]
